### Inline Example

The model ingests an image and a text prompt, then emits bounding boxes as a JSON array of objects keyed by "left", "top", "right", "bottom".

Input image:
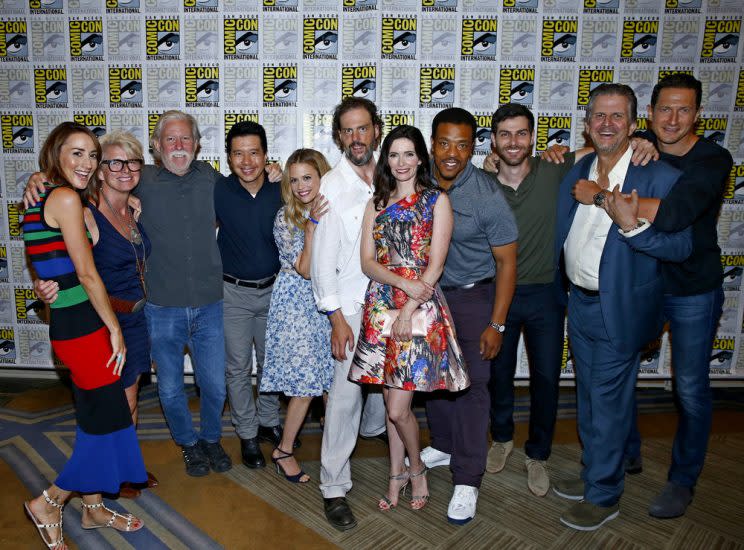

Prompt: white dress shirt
[
  {"left": 564, "top": 145, "right": 647, "bottom": 290},
  {"left": 311, "top": 153, "right": 376, "bottom": 315}
]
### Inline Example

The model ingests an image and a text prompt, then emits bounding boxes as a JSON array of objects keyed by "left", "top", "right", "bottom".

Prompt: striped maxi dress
[{"left": 23, "top": 185, "right": 146, "bottom": 493}]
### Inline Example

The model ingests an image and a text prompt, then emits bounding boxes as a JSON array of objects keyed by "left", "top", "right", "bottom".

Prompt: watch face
[{"left": 593, "top": 191, "right": 605, "bottom": 207}]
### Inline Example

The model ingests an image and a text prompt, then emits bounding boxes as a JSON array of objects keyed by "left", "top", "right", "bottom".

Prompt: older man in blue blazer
[{"left": 552, "top": 84, "right": 692, "bottom": 531}]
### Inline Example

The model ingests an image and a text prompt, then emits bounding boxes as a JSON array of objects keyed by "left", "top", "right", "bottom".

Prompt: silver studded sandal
[
  {"left": 23, "top": 489, "right": 66, "bottom": 549},
  {"left": 81, "top": 500, "right": 144, "bottom": 532}
]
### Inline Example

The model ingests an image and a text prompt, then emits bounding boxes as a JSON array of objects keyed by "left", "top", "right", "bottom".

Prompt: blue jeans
[
  {"left": 145, "top": 301, "right": 227, "bottom": 447},
  {"left": 625, "top": 288, "right": 723, "bottom": 487},
  {"left": 489, "top": 283, "right": 564, "bottom": 460}
]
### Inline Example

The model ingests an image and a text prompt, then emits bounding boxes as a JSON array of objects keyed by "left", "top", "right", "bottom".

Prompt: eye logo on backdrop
[
  {"left": 14, "top": 287, "right": 43, "bottom": 324},
  {"left": 577, "top": 67, "right": 614, "bottom": 110},
  {"left": 73, "top": 112, "right": 106, "bottom": 138},
  {"left": 621, "top": 18, "right": 659, "bottom": 63},
  {"left": 381, "top": 16, "right": 417, "bottom": 60},
  {"left": 29, "top": 0, "right": 63, "bottom": 14},
  {"left": 106, "top": 0, "right": 140, "bottom": 14},
  {"left": 184, "top": 0, "right": 217, "bottom": 12},
  {"left": 583, "top": 0, "right": 619, "bottom": 14},
  {"left": 263, "top": 64, "right": 297, "bottom": 107},
  {"left": 461, "top": 17, "right": 497, "bottom": 60},
  {"left": 664, "top": 0, "right": 702, "bottom": 14},
  {"left": 69, "top": 18, "right": 104, "bottom": 61},
  {"left": 264, "top": 0, "right": 298, "bottom": 12},
  {"left": 541, "top": 18, "right": 578, "bottom": 62},
  {"left": 0, "top": 21, "right": 28, "bottom": 61},
  {"left": 473, "top": 113, "right": 492, "bottom": 156},
  {"left": 420, "top": 65, "right": 455, "bottom": 108},
  {"left": 0, "top": 327, "right": 16, "bottom": 364},
  {"left": 146, "top": 17, "right": 180, "bottom": 60},
  {"left": 499, "top": 66, "right": 534, "bottom": 106},
  {"left": 535, "top": 114, "right": 572, "bottom": 153},
  {"left": 341, "top": 64, "right": 376, "bottom": 101},
  {"left": 185, "top": 65, "right": 219, "bottom": 107},
  {"left": 34, "top": 67, "right": 67, "bottom": 108},
  {"left": 700, "top": 18, "right": 741, "bottom": 63},
  {"left": 696, "top": 116, "right": 727, "bottom": 147},
  {"left": 503, "top": 0, "right": 537, "bottom": 13},
  {"left": 303, "top": 16, "right": 338, "bottom": 59},
  {"left": 109, "top": 66, "right": 142, "bottom": 108},
  {"left": 224, "top": 17, "right": 259, "bottom": 60},
  {"left": 1, "top": 112, "right": 33, "bottom": 153},
  {"left": 660, "top": 18, "right": 699, "bottom": 63}
]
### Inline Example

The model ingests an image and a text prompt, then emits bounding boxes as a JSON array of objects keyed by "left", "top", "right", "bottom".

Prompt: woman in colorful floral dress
[{"left": 349, "top": 125, "right": 468, "bottom": 511}]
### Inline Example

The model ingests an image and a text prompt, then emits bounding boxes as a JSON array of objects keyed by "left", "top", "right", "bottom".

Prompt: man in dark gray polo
[{"left": 421, "top": 107, "right": 518, "bottom": 525}]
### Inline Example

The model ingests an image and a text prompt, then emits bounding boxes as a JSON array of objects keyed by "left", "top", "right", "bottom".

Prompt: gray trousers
[
  {"left": 320, "top": 311, "right": 387, "bottom": 498},
  {"left": 224, "top": 280, "right": 280, "bottom": 439}
]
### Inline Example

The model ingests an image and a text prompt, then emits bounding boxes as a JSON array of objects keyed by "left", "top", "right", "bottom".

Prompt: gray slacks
[
  {"left": 320, "top": 310, "right": 386, "bottom": 498},
  {"left": 223, "top": 280, "right": 280, "bottom": 439}
]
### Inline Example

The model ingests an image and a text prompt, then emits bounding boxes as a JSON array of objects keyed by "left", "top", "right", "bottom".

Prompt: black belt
[
  {"left": 441, "top": 276, "right": 494, "bottom": 291},
  {"left": 223, "top": 274, "right": 276, "bottom": 289},
  {"left": 573, "top": 284, "right": 599, "bottom": 297}
]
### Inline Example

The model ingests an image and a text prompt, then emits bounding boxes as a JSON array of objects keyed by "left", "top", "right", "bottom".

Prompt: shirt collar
[
  {"left": 430, "top": 158, "right": 475, "bottom": 191},
  {"left": 589, "top": 144, "right": 633, "bottom": 184},
  {"left": 337, "top": 151, "right": 379, "bottom": 189}
]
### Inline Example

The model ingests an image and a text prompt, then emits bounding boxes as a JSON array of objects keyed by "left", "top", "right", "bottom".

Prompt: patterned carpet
[{"left": 2, "top": 380, "right": 743, "bottom": 549}]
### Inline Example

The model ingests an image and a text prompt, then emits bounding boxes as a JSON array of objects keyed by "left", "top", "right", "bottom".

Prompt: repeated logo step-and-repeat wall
[{"left": 0, "top": 0, "right": 743, "bottom": 380}]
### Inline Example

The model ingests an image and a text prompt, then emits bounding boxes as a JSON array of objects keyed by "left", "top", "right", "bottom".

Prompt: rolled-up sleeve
[{"left": 311, "top": 207, "right": 342, "bottom": 313}]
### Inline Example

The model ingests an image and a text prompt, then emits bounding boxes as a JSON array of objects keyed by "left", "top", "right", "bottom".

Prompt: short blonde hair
[{"left": 100, "top": 130, "right": 144, "bottom": 161}]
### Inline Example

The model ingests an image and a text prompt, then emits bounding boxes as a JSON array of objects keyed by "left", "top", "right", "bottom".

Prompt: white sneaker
[
  {"left": 405, "top": 446, "right": 451, "bottom": 469},
  {"left": 447, "top": 485, "right": 478, "bottom": 525}
]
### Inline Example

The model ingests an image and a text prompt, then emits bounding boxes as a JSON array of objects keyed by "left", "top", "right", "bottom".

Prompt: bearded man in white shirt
[{"left": 311, "top": 97, "right": 387, "bottom": 531}]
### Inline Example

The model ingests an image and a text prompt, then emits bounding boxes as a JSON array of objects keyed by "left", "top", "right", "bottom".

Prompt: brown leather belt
[{"left": 109, "top": 295, "right": 146, "bottom": 314}]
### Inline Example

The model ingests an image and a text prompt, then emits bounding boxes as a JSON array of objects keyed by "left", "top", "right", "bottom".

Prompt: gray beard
[{"left": 345, "top": 145, "right": 374, "bottom": 167}]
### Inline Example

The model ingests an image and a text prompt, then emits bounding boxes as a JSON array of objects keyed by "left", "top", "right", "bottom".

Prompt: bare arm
[
  {"left": 479, "top": 242, "right": 517, "bottom": 360},
  {"left": 45, "top": 188, "right": 126, "bottom": 374},
  {"left": 23, "top": 172, "right": 48, "bottom": 208},
  {"left": 294, "top": 194, "right": 329, "bottom": 279}
]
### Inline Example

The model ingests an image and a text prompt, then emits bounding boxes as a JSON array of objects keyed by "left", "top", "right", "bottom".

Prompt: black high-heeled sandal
[{"left": 272, "top": 448, "right": 310, "bottom": 483}]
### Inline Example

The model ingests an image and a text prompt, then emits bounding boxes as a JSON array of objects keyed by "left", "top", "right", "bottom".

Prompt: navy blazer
[{"left": 554, "top": 152, "right": 693, "bottom": 354}]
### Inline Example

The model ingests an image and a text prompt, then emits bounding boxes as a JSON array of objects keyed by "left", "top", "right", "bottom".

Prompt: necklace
[{"left": 102, "top": 191, "right": 142, "bottom": 245}]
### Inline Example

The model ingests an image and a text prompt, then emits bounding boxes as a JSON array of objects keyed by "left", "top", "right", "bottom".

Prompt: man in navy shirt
[{"left": 215, "top": 121, "right": 285, "bottom": 469}]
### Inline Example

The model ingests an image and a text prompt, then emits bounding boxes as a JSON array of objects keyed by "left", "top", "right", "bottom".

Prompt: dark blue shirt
[{"left": 215, "top": 173, "right": 282, "bottom": 280}]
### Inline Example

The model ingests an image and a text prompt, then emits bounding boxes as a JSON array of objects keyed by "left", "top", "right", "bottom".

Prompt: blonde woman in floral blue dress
[{"left": 261, "top": 149, "right": 334, "bottom": 483}]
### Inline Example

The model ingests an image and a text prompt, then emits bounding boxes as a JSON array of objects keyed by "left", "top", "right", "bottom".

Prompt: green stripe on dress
[{"left": 51, "top": 285, "right": 89, "bottom": 309}]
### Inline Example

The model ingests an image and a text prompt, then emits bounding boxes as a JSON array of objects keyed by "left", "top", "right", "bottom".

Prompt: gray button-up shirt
[{"left": 136, "top": 161, "right": 223, "bottom": 307}]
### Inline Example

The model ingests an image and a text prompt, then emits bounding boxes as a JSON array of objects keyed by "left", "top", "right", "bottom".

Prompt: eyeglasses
[{"left": 101, "top": 158, "right": 144, "bottom": 172}]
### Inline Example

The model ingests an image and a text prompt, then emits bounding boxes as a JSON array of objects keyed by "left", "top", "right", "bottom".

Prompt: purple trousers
[{"left": 425, "top": 282, "right": 494, "bottom": 488}]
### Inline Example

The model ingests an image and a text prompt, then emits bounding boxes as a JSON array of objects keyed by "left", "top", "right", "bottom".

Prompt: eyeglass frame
[{"left": 100, "top": 158, "right": 144, "bottom": 172}]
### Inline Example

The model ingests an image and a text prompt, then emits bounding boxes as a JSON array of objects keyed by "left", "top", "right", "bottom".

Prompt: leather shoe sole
[{"left": 323, "top": 497, "right": 357, "bottom": 531}]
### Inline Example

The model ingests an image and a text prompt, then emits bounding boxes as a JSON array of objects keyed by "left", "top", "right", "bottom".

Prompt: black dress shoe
[
  {"left": 624, "top": 455, "right": 643, "bottom": 475},
  {"left": 360, "top": 430, "right": 388, "bottom": 445},
  {"left": 240, "top": 437, "right": 266, "bottom": 469},
  {"left": 257, "top": 425, "right": 301, "bottom": 449},
  {"left": 323, "top": 497, "right": 357, "bottom": 531}
]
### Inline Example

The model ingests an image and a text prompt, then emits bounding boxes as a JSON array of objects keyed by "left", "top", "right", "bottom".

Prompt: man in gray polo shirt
[{"left": 421, "top": 107, "right": 518, "bottom": 525}]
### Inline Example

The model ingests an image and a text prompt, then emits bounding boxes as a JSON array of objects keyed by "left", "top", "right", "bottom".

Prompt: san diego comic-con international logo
[
  {"left": 14, "top": 287, "right": 44, "bottom": 324},
  {"left": 224, "top": 112, "right": 259, "bottom": 141},
  {"left": 7, "top": 201, "right": 24, "bottom": 240},
  {"left": 184, "top": 0, "right": 217, "bottom": 13},
  {"left": 224, "top": 17, "right": 259, "bottom": 60},
  {"left": 710, "top": 336, "right": 735, "bottom": 373},
  {"left": 499, "top": 66, "right": 534, "bottom": 106},
  {"left": 695, "top": 117, "right": 727, "bottom": 147},
  {"left": 263, "top": 65, "right": 297, "bottom": 107},
  {"left": 1, "top": 113, "right": 33, "bottom": 154},
  {"left": 660, "top": 18, "right": 700, "bottom": 63},
  {"left": 583, "top": 0, "right": 619, "bottom": 14},
  {"left": 381, "top": 17, "right": 417, "bottom": 60},
  {"left": 735, "top": 69, "right": 744, "bottom": 112},
  {"left": 658, "top": 67, "right": 694, "bottom": 83},
  {"left": 473, "top": 113, "right": 493, "bottom": 157},
  {"left": 106, "top": 0, "right": 140, "bottom": 14},
  {"left": 0, "top": 21, "right": 28, "bottom": 61},
  {"left": 29, "top": 0, "right": 63, "bottom": 14},
  {"left": 145, "top": 17, "right": 180, "bottom": 60},
  {"left": 701, "top": 18, "right": 741, "bottom": 63},
  {"left": 381, "top": 112, "right": 414, "bottom": 139},
  {"left": 723, "top": 163, "right": 744, "bottom": 201},
  {"left": 420, "top": 66, "right": 454, "bottom": 108},
  {"left": 577, "top": 68, "right": 614, "bottom": 110},
  {"left": 621, "top": 19, "right": 659, "bottom": 63},
  {"left": 109, "top": 66, "right": 142, "bottom": 108},
  {"left": 0, "top": 327, "right": 16, "bottom": 364},
  {"left": 69, "top": 18, "right": 104, "bottom": 61},
  {"left": 263, "top": 0, "right": 298, "bottom": 12},
  {"left": 303, "top": 16, "right": 338, "bottom": 60},
  {"left": 504, "top": 0, "right": 537, "bottom": 13},
  {"left": 185, "top": 66, "right": 219, "bottom": 107},
  {"left": 461, "top": 17, "right": 497, "bottom": 61},
  {"left": 422, "top": 0, "right": 456, "bottom": 12},
  {"left": 73, "top": 113, "right": 106, "bottom": 139},
  {"left": 0, "top": 246, "right": 7, "bottom": 283},
  {"left": 535, "top": 115, "right": 572, "bottom": 154},
  {"left": 34, "top": 67, "right": 67, "bottom": 109},
  {"left": 341, "top": 65, "right": 376, "bottom": 101},
  {"left": 664, "top": 0, "right": 702, "bottom": 14},
  {"left": 541, "top": 18, "right": 578, "bottom": 62},
  {"left": 343, "top": 0, "right": 376, "bottom": 12}
]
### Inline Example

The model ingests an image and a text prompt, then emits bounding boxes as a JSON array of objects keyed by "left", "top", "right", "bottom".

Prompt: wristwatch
[
  {"left": 489, "top": 321, "right": 506, "bottom": 333},
  {"left": 593, "top": 190, "right": 607, "bottom": 207}
]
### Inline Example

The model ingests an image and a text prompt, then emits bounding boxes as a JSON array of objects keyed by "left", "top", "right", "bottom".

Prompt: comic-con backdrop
[{"left": 0, "top": 0, "right": 743, "bottom": 379}]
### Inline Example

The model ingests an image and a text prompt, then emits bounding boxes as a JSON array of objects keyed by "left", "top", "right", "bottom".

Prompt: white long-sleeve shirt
[{"left": 311, "top": 154, "right": 376, "bottom": 315}]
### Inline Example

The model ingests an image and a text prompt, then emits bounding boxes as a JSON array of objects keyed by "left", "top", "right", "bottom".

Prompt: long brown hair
[
  {"left": 281, "top": 149, "right": 331, "bottom": 230},
  {"left": 38, "top": 122, "right": 101, "bottom": 204}
]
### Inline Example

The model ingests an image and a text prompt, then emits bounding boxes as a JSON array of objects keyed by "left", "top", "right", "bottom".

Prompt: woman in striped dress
[{"left": 23, "top": 122, "right": 145, "bottom": 550}]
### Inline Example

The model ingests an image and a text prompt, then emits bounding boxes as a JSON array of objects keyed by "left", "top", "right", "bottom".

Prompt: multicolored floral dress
[{"left": 349, "top": 189, "right": 468, "bottom": 392}]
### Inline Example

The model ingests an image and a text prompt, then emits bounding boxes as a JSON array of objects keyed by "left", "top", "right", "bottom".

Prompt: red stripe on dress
[
  {"left": 52, "top": 326, "right": 120, "bottom": 390},
  {"left": 26, "top": 241, "right": 68, "bottom": 255},
  {"left": 24, "top": 212, "right": 41, "bottom": 222}
]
